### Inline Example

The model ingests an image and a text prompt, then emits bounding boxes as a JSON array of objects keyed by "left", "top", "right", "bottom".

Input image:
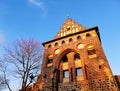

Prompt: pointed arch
[
  {"left": 55, "top": 48, "right": 77, "bottom": 69},
  {"left": 54, "top": 48, "right": 84, "bottom": 83},
  {"left": 74, "top": 53, "right": 80, "bottom": 60}
]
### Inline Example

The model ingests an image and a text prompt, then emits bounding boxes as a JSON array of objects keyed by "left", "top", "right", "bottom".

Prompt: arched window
[
  {"left": 58, "top": 52, "right": 83, "bottom": 83},
  {"left": 77, "top": 36, "right": 81, "bottom": 40},
  {"left": 74, "top": 53, "right": 80, "bottom": 60},
  {"left": 69, "top": 38, "right": 73, "bottom": 43},
  {"left": 61, "top": 55, "right": 69, "bottom": 82},
  {"left": 86, "top": 33, "right": 91, "bottom": 37},
  {"left": 66, "top": 27, "right": 71, "bottom": 31},
  {"left": 55, "top": 42, "right": 58, "bottom": 46},
  {"left": 61, "top": 40, "right": 65, "bottom": 45},
  {"left": 62, "top": 55, "right": 68, "bottom": 62},
  {"left": 48, "top": 44, "right": 52, "bottom": 48}
]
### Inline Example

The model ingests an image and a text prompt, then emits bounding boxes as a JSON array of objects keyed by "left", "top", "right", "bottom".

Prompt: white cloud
[
  {"left": 28, "top": 0, "right": 44, "bottom": 8},
  {"left": 28, "top": 0, "right": 47, "bottom": 18}
]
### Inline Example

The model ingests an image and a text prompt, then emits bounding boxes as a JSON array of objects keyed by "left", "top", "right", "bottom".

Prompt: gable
[{"left": 54, "top": 18, "right": 86, "bottom": 39}]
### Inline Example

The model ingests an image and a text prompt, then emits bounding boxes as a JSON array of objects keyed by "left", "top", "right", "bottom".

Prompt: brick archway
[
  {"left": 55, "top": 48, "right": 79, "bottom": 69},
  {"left": 52, "top": 48, "right": 80, "bottom": 91}
]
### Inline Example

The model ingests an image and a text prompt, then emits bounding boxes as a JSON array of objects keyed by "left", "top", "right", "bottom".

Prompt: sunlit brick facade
[{"left": 29, "top": 18, "right": 119, "bottom": 91}]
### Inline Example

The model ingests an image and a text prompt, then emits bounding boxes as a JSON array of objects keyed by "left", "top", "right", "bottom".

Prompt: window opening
[
  {"left": 48, "top": 58, "right": 53, "bottom": 64},
  {"left": 77, "top": 36, "right": 81, "bottom": 40},
  {"left": 62, "top": 40, "right": 65, "bottom": 45},
  {"left": 63, "top": 70, "right": 69, "bottom": 78},
  {"left": 87, "top": 46, "right": 96, "bottom": 55},
  {"left": 99, "top": 65, "right": 102, "bottom": 69},
  {"left": 88, "top": 49, "right": 96, "bottom": 55},
  {"left": 47, "top": 55, "right": 53, "bottom": 67},
  {"left": 48, "top": 44, "right": 51, "bottom": 48},
  {"left": 66, "top": 27, "right": 70, "bottom": 31},
  {"left": 69, "top": 38, "right": 73, "bottom": 43},
  {"left": 76, "top": 68, "right": 82, "bottom": 76},
  {"left": 44, "top": 74, "right": 47, "bottom": 78},
  {"left": 62, "top": 55, "right": 68, "bottom": 62},
  {"left": 55, "top": 42, "right": 58, "bottom": 46},
  {"left": 86, "top": 33, "right": 91, "bottom": 37},
  {"left": 74, "top": 53, "right": 80, "bottom": 60},
  {"left": 87, "top": 45, "right": 97, "bottom": 58}
]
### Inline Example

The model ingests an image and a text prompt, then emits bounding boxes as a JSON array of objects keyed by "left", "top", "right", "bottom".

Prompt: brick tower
[{"left": 33, "top": 18, "right": 119, "bottom": 91}]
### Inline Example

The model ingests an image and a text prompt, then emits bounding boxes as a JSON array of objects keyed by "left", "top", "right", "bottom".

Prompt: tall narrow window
[
  {"left": 76, "top": 68, "right": 83, "bottom": 81},
  {"left": 47, "top": 55, "right": 53, "bottom": 67},
  {"left": 74, "top": 53, "right": 80, "bottom": 60},
  {"left": 62, "top": 55, "right": 68, "bottom": 62},
  {"left": 63, "top": 70, "right": 69, "bottom": 82},
  {"left": 76, "top": 68, "right": 82, "bottom": 76},
  {"left": 63, "top": 70, "right": 69, "bottom": 78}
]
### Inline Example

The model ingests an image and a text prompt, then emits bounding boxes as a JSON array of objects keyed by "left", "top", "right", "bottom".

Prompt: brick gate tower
[{"left": 32, "top": 18, "right": 119, "bottom": 91}]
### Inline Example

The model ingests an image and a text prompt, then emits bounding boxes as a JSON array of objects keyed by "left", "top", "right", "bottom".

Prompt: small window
[
  {"left": 48, "top": 44, "right": 51, "bottom": 48},
  {"left": 48, "top": 58, "right": 53, "bottom": 64},
  {"left": 87, "top": 45, "right": 97, "bottom": 58},
  {"left": 44, "top": 74, "right": 47, "bottom": 78},
  {"left": 76, "top": 68, "right": 82, "bottom": 76},
  {"left": 62, "top": 55, "right": 68, "bottom": 62},
  {"left": 88, "top": 49, "right": 96, "bottom": 55},
  {"left": 86, "top": 33, "right": 91, "bottom": 37},
  {"left": 63, "top": 70, "right": 69, "bottom": 78},
  {"left": 47, "top": 55, "right": 53, "bottom": 64},
  {"left": 61, "top": 40, "right": 65, "bottom": 45},
  {"left": 99, "top": 65, "right": 102, "bottom": 69},
  {"left": 69, "top": 38, "right": 73, "bottom": 43},
  {"left": 87, "top": 45, "right": 96, "bottom": 55},
  {"left": 55, "top": 42, "right": 58, "bottom": 46},
  {"left": 74, "top": 53, "right": 80, "bottom": 60},
  {"left": 67, "top": 27, "right": 70, "bottom": 31},
  {"left": 77, "top": 36, "right": 81, "bottom": 40},
  {"left": 47, "top": 57, "right": 53, "bottom": 67}
]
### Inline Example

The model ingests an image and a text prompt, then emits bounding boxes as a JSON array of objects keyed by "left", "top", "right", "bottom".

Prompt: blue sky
[{"left": 0, "top": 0, "right": 120, "bottom": 90}]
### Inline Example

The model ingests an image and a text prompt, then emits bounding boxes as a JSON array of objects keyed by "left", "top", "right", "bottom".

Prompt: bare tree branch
[
  {"left": 0, "top": 58, "right": 12, "bottom": 91},
  {"left": 5, "top": 38, "right": 43, "bottom": 91}
]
